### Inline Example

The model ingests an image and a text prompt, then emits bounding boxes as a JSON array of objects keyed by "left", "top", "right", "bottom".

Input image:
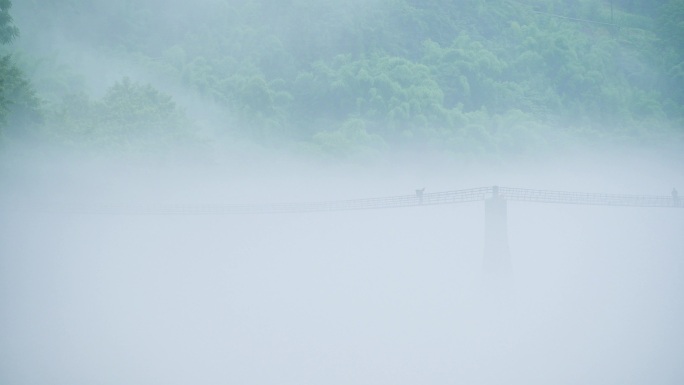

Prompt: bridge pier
[{"left": 483, "top": 187, "right": 511, "bottom": 273}]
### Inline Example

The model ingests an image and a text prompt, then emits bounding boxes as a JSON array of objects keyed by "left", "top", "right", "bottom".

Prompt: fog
[
  {"left": 1, "top": 152, "right": 683, "bottom": 385},
  {"left": 2, "top": 0, "right": 684, "bottom": 383}
]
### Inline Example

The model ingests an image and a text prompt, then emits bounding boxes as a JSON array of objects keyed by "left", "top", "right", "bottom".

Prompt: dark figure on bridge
[
  {"left": 416, "top": 188, "right": 425, "bottom": 204},
  {"left": 672, "top": 188, "right": 679, "bottom": 207}
]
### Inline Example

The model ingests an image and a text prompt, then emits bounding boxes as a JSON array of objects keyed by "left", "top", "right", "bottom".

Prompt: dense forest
[{"left": 1, "top": 0, "right": 682, "bottom": 163}]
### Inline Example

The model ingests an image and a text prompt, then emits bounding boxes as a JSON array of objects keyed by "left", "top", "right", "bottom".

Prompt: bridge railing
[
  {"left": 422, "top": 187, "right": 491, "bottom": 206},
  {"left": 2, "top": 186, "right": 680, "bottom": 215},
  {"left": 498, "top": 187, "right": 679, "bottom": 208},
  {"left": 5, "top": 187, "right": 491, "bottom": 215}
]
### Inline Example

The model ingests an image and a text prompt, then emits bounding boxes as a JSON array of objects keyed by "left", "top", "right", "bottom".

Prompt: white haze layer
[{"left": 1, "top": 152, "right": 683, "bottom": 385}]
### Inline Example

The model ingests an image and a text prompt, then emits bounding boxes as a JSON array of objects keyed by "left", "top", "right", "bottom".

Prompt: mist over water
[
  {"left": 1, "top": 0, "right": 683, "bottom": 382},
  {"left": 1, "top": 152, "right": 683, "bottom": 385}
]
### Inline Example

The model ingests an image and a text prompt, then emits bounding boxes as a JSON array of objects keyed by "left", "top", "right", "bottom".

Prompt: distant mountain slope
[{"left": 8, "top": 0, "right": 684, "bottom": 160}]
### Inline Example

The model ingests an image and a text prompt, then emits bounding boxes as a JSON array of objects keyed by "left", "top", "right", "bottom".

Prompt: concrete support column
[{"left": 483, "top": 192, "right": 511, "bottom": 273}]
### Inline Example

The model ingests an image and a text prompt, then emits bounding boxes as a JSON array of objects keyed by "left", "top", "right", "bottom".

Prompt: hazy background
[
  {"left": 1, "top": 0, "right": 683, "bottom": 384},
  {"left": 2, "top": 153, "right": 683, "bottom": 385}
]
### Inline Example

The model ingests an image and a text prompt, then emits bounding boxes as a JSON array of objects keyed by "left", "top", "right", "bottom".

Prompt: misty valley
[{"left": 1, "top": 1, "right": 683, "bottom": 384}]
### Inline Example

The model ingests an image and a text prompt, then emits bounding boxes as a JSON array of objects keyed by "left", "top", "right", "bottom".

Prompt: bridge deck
[{"left": 2, "top": 186, "right": 680, "bottom": 215}]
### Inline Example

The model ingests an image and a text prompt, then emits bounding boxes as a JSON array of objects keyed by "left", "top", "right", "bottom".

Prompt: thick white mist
[{"left": 1, "top": 152, "right": 683, "bottom": 385}]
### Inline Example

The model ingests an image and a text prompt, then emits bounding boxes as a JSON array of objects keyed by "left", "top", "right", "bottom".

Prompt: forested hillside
[{"left": 2, "top": 0, "right": 683, "bottom": 162}]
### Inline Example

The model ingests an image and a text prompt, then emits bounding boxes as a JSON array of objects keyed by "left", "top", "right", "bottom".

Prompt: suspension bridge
[
  {"left": 4, "top": 186, "right": 681, "bottom": 272},
  {"left": 9, "top": 186, "right": 680, "bottom": 214}
]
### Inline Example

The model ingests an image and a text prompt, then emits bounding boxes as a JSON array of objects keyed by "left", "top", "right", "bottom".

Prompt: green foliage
[
  {"left": 46, "top": 78, "right": 203, "bottom": 159},
  {"left": 0, "top": 1, "right": 42, "bottom": 143},
  {"left": 0, "top": 55, "right": 42, "bottom": 135},
  {"left": 311, "top": 118, "right": 387, "bottom": 161},
  {"left": 8, "top": 0, "right": 684, "bottom": 160},
  {"left": 0, "top": 0, "right": 18, "bottom": 44},
  {"left": 655, "top": 0, "right": 684, "bottom": 110}
]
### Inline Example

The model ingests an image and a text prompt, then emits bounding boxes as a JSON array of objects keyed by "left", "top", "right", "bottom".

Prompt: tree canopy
[{"left": 4, "top": 0, "right": 683, "bottom": 161}]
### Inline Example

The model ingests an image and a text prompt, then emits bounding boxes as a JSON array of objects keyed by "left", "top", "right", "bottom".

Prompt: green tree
[
  {"left": 0, "top": 0, "right": 41, "bottom": 141},
  {"left": 48, "top": 78, "right": 202, "bottom": 159},
  {"left": 656, "top": 0, "right": 684, "bottom": 113},
  {"left": 9, "top": 0, "right": 683, "bottom": 158},
  {"left": 0, "top": 0, "right": 18, "bottom": 44}
]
